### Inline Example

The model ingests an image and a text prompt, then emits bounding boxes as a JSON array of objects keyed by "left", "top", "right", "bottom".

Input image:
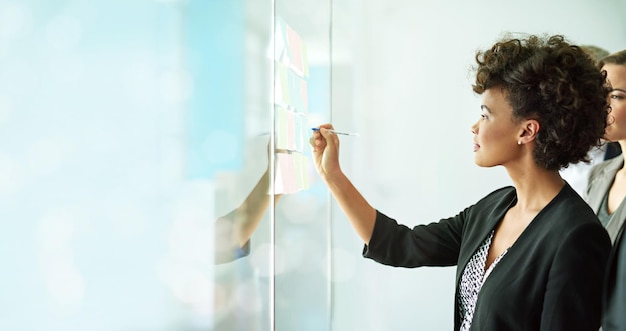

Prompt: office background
[{"left": 0, "top": 0, "right": 625, "bottom": 330}]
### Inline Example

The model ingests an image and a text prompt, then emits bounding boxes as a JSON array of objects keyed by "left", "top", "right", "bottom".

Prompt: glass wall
[
  {"left": 272, "top": 1, "right": 332, "bottom": 330},
  {"left": 202, "top": 0, "right": 332, "bottom": 330},
  {"left": 1, "top": 0, "right": 332, "bottom": 330},
  {"left": 0, "top": 1, "right": 190, "bottom": 330}
]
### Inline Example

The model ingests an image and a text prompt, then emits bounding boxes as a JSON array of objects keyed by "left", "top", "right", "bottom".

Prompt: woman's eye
[
  {"left": 480, "top": 114, "right": 488, "bottom": 120},
  {"left": 610, "top": 94, "right": 625, "bottom": 100}
]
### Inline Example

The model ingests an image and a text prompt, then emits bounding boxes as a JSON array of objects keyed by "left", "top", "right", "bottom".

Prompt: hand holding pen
[{"left": 309, "top": 124, "right": 355, "bottom": 181}]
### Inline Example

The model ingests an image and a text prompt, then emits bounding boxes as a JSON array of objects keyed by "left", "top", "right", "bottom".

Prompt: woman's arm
[{"left": 310, "top": 124, "right": 377, "bottom": 244}]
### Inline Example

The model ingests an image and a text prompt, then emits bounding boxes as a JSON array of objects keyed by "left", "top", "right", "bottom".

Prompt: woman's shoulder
[
  {"left": 478, "top": 186, "right": 516, "bottom": 203},
  {"left": 546, "top": 185, "right": 606, "bottom": 232},
  {"left": 552, "top": 183, "right": 596, "bottom": 214},
  {"left": 467, "top": 186, "right": 517, "bottom": 215}
]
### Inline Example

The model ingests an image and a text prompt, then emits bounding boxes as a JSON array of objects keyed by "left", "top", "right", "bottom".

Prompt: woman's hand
[
  {"left": 309, "top": 123, "right": 342, "bottom": 181},
  {"left": 309, "top": 123, "right": 376, "bottom": 243}
]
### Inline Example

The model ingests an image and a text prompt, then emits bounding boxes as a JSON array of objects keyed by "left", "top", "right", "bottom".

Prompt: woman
[
  {"left": 311, "top": 34, "right": 611, "bottom": 330},
  {"left": 585, "top": 50, "right": 626, "bottom": 243},
  {"left": 583, "top": 49, "right": 626, "bottom": 331}
]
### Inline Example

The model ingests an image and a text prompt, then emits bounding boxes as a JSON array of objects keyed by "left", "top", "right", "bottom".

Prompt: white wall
[{"left": 330, "top": 0, "right": 626, "bottom": 330}]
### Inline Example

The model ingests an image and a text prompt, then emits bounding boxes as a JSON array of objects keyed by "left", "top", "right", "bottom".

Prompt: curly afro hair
[{"left": 472, "top": 34, "right": 610, "bottom": 171}]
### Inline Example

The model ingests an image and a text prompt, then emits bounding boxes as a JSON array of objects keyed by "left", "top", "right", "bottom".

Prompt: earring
[{"left": 518, "top": 141, "right": 522, "bottom": 145}]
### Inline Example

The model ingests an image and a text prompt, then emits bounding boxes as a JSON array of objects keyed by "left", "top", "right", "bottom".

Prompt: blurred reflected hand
[{"left": 309, "top": 123, "right": 342, "bottom": 181}]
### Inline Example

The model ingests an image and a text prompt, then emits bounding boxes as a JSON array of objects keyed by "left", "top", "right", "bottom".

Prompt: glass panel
[
  {"left": 273, "top": 1, "right": 332, "bottom": 330},
  {"left": 0, "top": 0, "right": 281, "bottom": 330},
  {"left": 0, "top": 1, "right": 192, "bottom": 330},
  {"left": 196, "top": 0, "right": 274, "bottom": 330}
]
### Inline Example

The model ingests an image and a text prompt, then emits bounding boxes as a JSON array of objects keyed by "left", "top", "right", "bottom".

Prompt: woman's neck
[{"left": 507, "top": 166, "right": 565, "bottom": 213}]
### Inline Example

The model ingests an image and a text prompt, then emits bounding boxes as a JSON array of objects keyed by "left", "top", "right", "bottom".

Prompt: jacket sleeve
[
  {"left": 540, "top": 221, "right": 611, "bottom": 331},
  {"left": 362, "top": 209, "right": 466, "bottom": 267}
]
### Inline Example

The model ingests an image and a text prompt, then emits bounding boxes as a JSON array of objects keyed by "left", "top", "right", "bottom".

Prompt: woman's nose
[{"left": 471, "top": 123, "right": 478, "bottom": 135}]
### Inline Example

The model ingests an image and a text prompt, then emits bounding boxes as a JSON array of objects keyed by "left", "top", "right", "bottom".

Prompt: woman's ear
[{"left": 518, "top": 119, "right": 539, "bottom": 144}]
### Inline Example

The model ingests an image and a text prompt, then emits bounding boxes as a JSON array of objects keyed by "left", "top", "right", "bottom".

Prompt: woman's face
[
  {"left": 603, "top": 63, "right": 626, "bottom": 142},
  {"left": 471, "top": 88, "right": 522, "bottom": 167}
]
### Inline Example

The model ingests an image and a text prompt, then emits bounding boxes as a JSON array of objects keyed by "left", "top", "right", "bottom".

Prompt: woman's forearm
[{"left": 325, "top": 172, "right": 377, "bottom": 244}]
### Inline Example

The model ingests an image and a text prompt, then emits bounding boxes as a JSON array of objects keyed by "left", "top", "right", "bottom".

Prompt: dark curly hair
[{"left": 472, "top": 34, "right": 610, "bottom": 171}]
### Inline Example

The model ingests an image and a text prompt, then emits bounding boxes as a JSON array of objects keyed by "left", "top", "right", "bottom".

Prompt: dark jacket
[
  {"left": 584, "top": 157, "right": 626, "bottom": 330},
  {"left": 602, "top": 222, "right": 626, "bottom": 331},
  {"left": 364, "top": 184, "right": 611, "bottom": 331}
]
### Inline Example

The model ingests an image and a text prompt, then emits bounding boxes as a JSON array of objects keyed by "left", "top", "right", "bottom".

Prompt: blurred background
[{"left": 0, "top": 0, "right": 624, "bottom": 330}]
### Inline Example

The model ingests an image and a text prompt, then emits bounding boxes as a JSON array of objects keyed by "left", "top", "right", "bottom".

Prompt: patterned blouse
[{"left": 458, "top": 230, "right": 508, "bottom": 331}]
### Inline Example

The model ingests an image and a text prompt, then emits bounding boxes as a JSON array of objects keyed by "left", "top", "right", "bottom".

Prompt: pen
[{"left": 311, "top": 127, "right": 360, "bottom": 136}]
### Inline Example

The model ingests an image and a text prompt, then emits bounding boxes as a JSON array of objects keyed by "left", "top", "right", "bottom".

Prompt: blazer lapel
[
  {"left": 607, "top": 205, "right": 626, "bottom": 243},
  {"left": 586, "top": 157, "right": 623, "bottom": 213},
  {"left": 455, "top": 191, "right": 516, "bottom": 284}
]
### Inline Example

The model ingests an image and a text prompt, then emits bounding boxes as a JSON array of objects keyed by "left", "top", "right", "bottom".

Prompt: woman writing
[{"left": 311, "top": 34, "right": 611, "bottom": 330}]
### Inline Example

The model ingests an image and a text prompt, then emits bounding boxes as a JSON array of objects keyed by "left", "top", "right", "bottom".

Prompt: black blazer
[
  {"left": 602, "top": 221, "right": 626, "bottom": 331},
  {"left": 364, "top": 184, "right": 611, "bottom": 330}
]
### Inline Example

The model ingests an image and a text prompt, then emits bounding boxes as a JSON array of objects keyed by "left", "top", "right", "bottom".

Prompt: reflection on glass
[
  {"left": 193, "top": 0, "right": 333, "bottom": 329},
  {"left": 194, "top": 1, "right": 277, "bottom": 329},
  {"left": 274, "top": 1, "right": 332, "bottom": 330},
  {"left": 214, "top": 153, "right": 279, "bottom": 265}
]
